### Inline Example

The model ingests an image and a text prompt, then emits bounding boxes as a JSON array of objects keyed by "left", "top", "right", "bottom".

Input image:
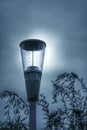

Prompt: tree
[
  {"left": 0, "top": 72, "right": 87, "bottom": 130},
  {"left": 38, "top": 72, "right": 87, "bottom": 130},
  {"left": 0, "top": 91, "right": 29, "bottom": 130}
]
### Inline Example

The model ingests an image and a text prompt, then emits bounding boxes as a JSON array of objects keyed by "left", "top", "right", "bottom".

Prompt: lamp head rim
[{"left": 19, "top": 39, "right": 46, "bottom": 51}]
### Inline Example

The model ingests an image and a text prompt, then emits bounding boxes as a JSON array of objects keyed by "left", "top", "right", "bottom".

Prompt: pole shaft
[{"left": 30, "top": 101, "right": 36, "bottom": 130}]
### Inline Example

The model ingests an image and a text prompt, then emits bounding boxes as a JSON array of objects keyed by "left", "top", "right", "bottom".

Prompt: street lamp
[{"left": 19, "top": 39, "right": 46, "bottom": 130}]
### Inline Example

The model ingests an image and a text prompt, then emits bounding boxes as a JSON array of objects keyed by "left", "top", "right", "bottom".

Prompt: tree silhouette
[
  {"left": 0, "top": 91, "right": 29, "bottom": 130},
  {"left": 0, "top": 72, "right": 87, "bottom": 130},
  {"left": 38, "top": 72, "right": 87, "bottom": 130}
]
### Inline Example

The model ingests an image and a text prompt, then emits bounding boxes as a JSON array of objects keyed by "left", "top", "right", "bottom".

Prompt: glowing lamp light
[{"left": 20, "top": 39, "right": 46, "bottom": 101}]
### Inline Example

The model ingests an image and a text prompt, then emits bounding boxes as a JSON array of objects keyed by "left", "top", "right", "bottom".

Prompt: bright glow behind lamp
[{"left": 20, "top": 39, "right": 46, "bottom": 101}]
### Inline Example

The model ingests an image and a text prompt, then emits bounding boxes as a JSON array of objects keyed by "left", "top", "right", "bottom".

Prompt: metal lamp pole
[{"left": 19, "top": 39, "right": 46, "bottom": 130}]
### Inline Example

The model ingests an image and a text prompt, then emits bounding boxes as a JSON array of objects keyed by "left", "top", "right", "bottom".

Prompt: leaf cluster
[
  {"left": 0, "top": 91, "right": 29, "bottom": 130},
  {"left": 38, "top": 72, "right": 87, "bottom": 130}
]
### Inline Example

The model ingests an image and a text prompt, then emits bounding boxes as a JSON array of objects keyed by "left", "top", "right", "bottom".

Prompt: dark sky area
[{"left": 0, "top": 0, "right": 87, "bottom": 128}]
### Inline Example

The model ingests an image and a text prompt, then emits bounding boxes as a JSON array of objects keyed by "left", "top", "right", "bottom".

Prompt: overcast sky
[{"left": 0, "top": 0, "right": 87, "bottom": 128}]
